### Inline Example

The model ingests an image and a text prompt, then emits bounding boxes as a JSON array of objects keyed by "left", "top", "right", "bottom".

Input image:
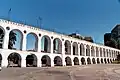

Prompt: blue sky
[{"left": 1, "top": 0, "right": 120, "bottom": 46}]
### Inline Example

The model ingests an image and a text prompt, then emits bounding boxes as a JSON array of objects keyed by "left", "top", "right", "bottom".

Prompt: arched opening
[
  {"left": 96, "top": 47, "right": 99, "bottom": 57},
  {"left": 110, "top": 59, "right": 112, "bottom": 63},
  {"left": 54, "top": 56, "right": 62, "bottom": 66},
  {"left": 65, "top": 40, "right": 71, "bottom": 55},
  {"left": 53, "top": 38, "right": 62, "bottom": 54},
  {"left": 73, "top": 57, "right": 79, "bottom": 65},
  {"left": 97, "top": 58, "right": 100, "bottom": 64},
  {"left": 26, "top": 33, "right": 38, "bottom": 52},
  {"left": 8, "top": 29, "right": 23, "bottom": 50},
  {"left": 92, "top": 58, "right": 96, "bottom": 64},
  {"left": 109, "top": 50, "right": 111, "bottom": 57},
  {"left": 91, "top": 46, "right": 95, "bottom": 57},
  {"left": 0, "top": 54, "right": 2, "bottom": 67},
  {"left": 112, "top": 51, "right": 114, "bottom": 58},
  {"left": 109, "top": 50, "right": 112, "bottom": 57},
  {"left": 107, "top": 59, "right": 110, "bottom": 63},
  {"left": 81, "top": 57, "right": 85, "bottom": 65},
  {"left": 0, "top": 27, "right": 5, "bottom": 49},
  {"left": 101, "top": 58, "right": 103, "bottom": 64},
  {"left": 80, "top": 44, "right": 84, "bottom": 56},
  {"left": 106, "top": 49, "right": 109, "bottom": 57},
  {"left": 103, "top": 48, "right": 106, "bottom": 57},
  {"left": 7, "top": 53, "right": 21, "bottom": 67},
  {"left": 72, "top": 42, "right": 78, "bottom": 55},
  {"left": 41, "top": 55, "right": 51, "bottom": 67},
  {"left": 87, "top": 58, "right": 91, "bottom": 64},
  {"left": 65, "top": 57, "right": 72, "bottom": 66},
  {"left": 113, "top": 59, "right": 114, "bottom": 61},
  {"left": 86, "top": 45, "right": 90, "bottom": 56},
  {"left": 104, "top": 58, "right": 107, "bottom": 64},
  {"left": 41, "top": 35, "right": 51, "bottom": 53},
  {"left": 100, "top": 48, "right": 102, "bottom": 57},
  {"left": 26, "top": 54, "right": 37, "bottom": 67}
]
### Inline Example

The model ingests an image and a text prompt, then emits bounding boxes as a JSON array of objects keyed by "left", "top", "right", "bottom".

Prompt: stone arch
[
  {"left": 101, "top": 58, "right": 103, "bottom": 64},
  {"left": 41, "top": 35, "right": 51, "bottom": 53},
  {"left": 87, "top": 57, "right": 91, "bottom": 64},
  {"left": 53, "top": 38, "right": 62, "bottom": 54},
  {"left": 104, "top": 58, "right": 107, "bottom": 64},
  {"left": 26, "top": 54, "right": 37, "bottom": 67},
  {"left": 81, "top": 57, "right": 85, "bottom": 65},
  {"left": 72, "top": 42, "right": 78, "bottom": 55},
  {"left": 0, "top": 54, "right": 2, "bottom": 67},
  {"left": 65, "top": 40, "right": 71, "bottom": 55},
  {"left": 92, "top": 58, "right": 96, "bottom": 64},
  {"left": 54, "top": 56, "right": 62, "bottom": 66},
  {"left": 41, "top": 55, "right": 51, "bottom": 67},
  {"left": 7, "top": 53, "right": 21, "bottom": 67},
  {"left": 91, "top": 46, "right": 95, "bottom": 57},
  {"left": 86, "top": 45, "right": 90, "bottom": 56},
  {"left": 8, "top": 29, "right": 23, "bottom": 50},
  {"left": 65, "top": 56, "right": 72, "bottom": 66},
  {"left": 80, "top": 43, "right": 84, "bottom": 56},
  {"left": 73, "top": 57, "right": 79, "bottom": 65},
  {"left": 26, "top": 33, "right": 38, "bottom": 52},
  {"left": 0, "top": 26, "right": 5, "bottom": 49},
  {"left": 97, "top": 58, "right": 100, "bottom": 64}
]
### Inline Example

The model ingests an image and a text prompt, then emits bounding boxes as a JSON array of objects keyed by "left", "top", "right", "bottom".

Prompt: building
[
  {"left": 68, "top": 33, "right": 94, "bottom": 43},
  {"left": 0, "top": 19, "right": 118, "bottom": 68},
  {"left": 83, "top": 36, "right": 94, "bottom": 43}
]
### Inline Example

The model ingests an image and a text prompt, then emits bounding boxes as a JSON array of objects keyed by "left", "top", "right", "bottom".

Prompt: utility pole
[{"left": 8, "top": 8, "right": 11, "bottom": 21}]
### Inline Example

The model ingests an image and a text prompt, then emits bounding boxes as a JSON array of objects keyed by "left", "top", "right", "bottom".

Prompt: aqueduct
[{"left": 0, "top": 19, "right": 118, "bottom": 67}]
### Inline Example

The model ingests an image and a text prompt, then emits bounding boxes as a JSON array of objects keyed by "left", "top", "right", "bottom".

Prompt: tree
[
  {"left": 8, "top": 31, "right": 17, "bottom": 49},
  {"left": 110, "top": 38, "right": 117, "bottom": 48},
  {"left": 111, "top": 38, "right": 120, "bottom": 49},
  {"left": 84, "top": 37, "right": 94, "bottom": 43},
  {"left": 116, "top": 39, "right": 120, "bottom": 49},
  {"left": 117, "top": 54, "right": 120, "bottom": 61}
]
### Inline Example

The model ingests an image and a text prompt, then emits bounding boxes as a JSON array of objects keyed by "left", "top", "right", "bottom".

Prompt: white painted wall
[{"left": 0, "top": 19, "right": 118, "bottom": 67}]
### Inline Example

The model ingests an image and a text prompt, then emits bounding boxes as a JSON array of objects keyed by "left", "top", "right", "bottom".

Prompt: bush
[{"left": 112, "top": 60, "right": 120, "bottom": 64}]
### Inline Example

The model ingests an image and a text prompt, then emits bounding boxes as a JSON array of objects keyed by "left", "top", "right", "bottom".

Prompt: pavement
[{"left": 0, "top": 64, "right": 120, "bottom": 80}]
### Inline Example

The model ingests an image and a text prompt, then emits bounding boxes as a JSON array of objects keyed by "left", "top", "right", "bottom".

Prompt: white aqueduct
[{"left": 0, "top": 19, "right": 118, "bottom": 67}]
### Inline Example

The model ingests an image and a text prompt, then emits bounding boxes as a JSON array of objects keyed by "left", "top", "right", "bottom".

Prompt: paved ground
[{"left": 0, "top": 64, "right": 120, "bottom": 80}]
